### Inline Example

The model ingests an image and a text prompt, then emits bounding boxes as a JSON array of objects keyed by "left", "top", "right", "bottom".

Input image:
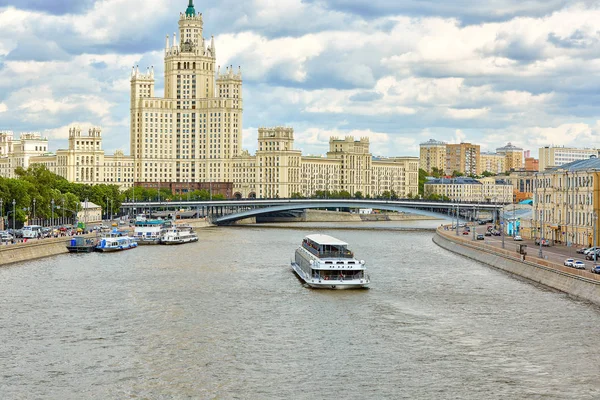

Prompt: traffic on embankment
[{"left": 434, "top": 224, "right": 600, "bottom": 306}]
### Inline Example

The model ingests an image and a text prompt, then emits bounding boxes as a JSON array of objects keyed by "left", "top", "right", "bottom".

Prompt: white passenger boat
[
  {"left": 134, "top": 219, "right": 171, "bottom": 245},
  {"left": 291, "top": 234, "right": 370, "bottom": 289},
  {"left": 160, "top": 225, "right": 198, "bottom": 245},
  {"left": 95, "top": 231, "right": 138, "bottom": 252}
]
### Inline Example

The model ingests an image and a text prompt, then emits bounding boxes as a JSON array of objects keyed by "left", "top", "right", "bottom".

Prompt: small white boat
[
  {"left": 134, "top": 219, "right": 171, "bottom": 245},
  {"left": 291, "top": 234, "right": 370, "bottom": 289},
  {"left": 160, "top": 225, "right": 198, "bottom": 245},
  {"left": 96, "top": 231, "right": 138, "bottom": 252}
]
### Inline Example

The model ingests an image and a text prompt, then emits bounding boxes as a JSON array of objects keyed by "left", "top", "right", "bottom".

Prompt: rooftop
[
  {"left": 305, "top": 234, "right": 348, "bottom": 246},
  {"left": 549, "top": 156, "right": 600, "bottom": 172}
]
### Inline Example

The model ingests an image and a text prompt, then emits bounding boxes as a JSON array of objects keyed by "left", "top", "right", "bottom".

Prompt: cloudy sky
[{"left": 0, "top": 0, "right": 599, "bottom": 158}]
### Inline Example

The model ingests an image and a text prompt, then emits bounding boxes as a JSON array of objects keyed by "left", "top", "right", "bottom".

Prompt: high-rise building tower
[{"left": 130, "top": 0, "right": 243, "bottom": 186}]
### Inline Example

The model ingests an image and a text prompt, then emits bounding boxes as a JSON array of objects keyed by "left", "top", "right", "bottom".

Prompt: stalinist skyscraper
[{"left": 130, "top": 0, "right": 243, "bottom": 186}]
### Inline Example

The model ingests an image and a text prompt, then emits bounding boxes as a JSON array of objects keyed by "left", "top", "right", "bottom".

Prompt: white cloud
[
  {"left": 0, "top": 103, "right": 7, "bottom": 113},
  {"left": 446, "top": 107, "right": 490, "bottom": 119}
]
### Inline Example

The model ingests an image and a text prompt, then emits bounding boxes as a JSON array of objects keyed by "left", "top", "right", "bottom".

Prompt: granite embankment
[
  {"left": 0, "top": 219, "right": 212, "bottom": 267},
  {"left": 434, "top": 227, "right": 600, "bottom": 306}
]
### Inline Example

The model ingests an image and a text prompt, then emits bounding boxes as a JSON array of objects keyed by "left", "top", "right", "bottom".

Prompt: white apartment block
[{"left": 538, "top": 146, "right": 599, "bottom": 171}]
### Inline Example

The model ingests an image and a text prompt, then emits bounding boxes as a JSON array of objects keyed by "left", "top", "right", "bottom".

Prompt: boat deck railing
[{"left": 304, "top": 245, "right": 354, "bottom": 259}]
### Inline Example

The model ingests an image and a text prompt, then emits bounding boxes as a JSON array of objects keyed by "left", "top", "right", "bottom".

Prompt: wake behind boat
[{"left": 291, "top": 234, "right": 370, "bottom": 289}]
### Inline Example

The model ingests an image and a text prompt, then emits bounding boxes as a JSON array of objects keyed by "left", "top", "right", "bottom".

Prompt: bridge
[{"left": 121, "top": 199, "right": 504, "bottom": 226}]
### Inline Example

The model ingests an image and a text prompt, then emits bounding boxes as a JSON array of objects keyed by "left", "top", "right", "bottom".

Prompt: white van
[{"left": 22, "top": 225, "right": 43, "bottom": 239}]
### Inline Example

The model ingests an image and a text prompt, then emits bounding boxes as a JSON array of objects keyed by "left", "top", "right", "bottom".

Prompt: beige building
[
  {"left": 77, "top": 201, "right": 102, "bottom": 224},
  {"left": 0, "top": 131, "right": 49, "bottom": 177},
  {"left": 419, "top": 139, "right": 446, "bottom": 174},
  {"left": 424, "top": 177, "right": 512, "bottom": 203},
  {"left": 534, "top": 158, "right": 600, "bottom": 247},
  {"left": 496, "top": 142, "right": 523, "bottom": 171},
  {"left": 445, "top": 143, "right": 480, "bottom": 176},
  {"left": 480, "top": 152, "right": 505, "bottom": 174},
  {"left": 0, "top": 2, "right": 419, "bottom": 199},
  {"left": 538, "top": 146, "right": 599, "bottom": 171}
]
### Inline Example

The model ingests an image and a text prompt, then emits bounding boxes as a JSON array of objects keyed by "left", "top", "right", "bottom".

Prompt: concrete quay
[
  {"left": 0, "top": 219, "right": 212, "bottom": 267},
  {"left": 434, "top": 226, "right": 600, "bottom": 306}
]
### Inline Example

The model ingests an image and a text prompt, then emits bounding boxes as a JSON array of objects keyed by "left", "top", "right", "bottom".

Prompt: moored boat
[
  {"left": 160, "top": 225, "right": 198, "bottom": 245},
  {"left": 95, "top": 232, "right": 138, "bottom": 252},
  {"left": 291, "top": 234, "right": 370, "bottom": 289},
  {"left": 66, "top": 236, "right": 98, "bottom": 253},
  {"left": 134, "top": 219, "right": 172, "bottom": 245}
]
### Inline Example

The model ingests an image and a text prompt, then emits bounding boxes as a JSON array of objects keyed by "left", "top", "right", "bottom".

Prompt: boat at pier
[
  {"left": 134, "top": 219, "right": 172, "bottom": 245},
  {"left": 291, "top": 234, "right": 370, "bottom": 289},
  {"left": 66, "top": 236, "right": 98, "bottom": 253},
  {"left": 95, "top": 231, "right": 138, "bottom": 252},
  {"left": 160, "top": 225, "right": 198, "bottom": 245}
]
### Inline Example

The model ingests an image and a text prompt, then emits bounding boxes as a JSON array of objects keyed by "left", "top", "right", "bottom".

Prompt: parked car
[
  {"left": 476, "top": 234, "right": 484, "bottom": 240},
  {"left": 583, "top": 247, "right": 599, "bottom": 255},
  {"left": 573, "top": 260, "right": 586, "bottom": 270},
  {"left": 492, "top": 231, "right": 501, "bottom": 236},
  {"left": 591, "top": 266, "right": 600, "bottom": 274},
  {"left": 564, "top": 258, "right": 574, "bottom": 267},
  {"left": 513, "top": 235, "right": 523, "bottom": 241},
  {"left": 577, "top": 247, "right": 589, "bottom": 254},
  {"left": 585, "top": 251, "right": 600, "bottom": 261},
  {"left": 462, "top": 231, "right": 469, "bottom": 235},
  {"left": 0, "top": 231, "right": 14, "bottom": 242},
  {"left": 535, "top": 238, "right": 550, "bottom": 246},
  {"left": 484, "top": 231, "right": 492, "bottom": 237}
]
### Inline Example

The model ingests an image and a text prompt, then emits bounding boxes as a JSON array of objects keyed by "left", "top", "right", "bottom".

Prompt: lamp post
[
  {"left": 594, "top": 212, "right": 598, "bottom": 263},
  {"left": 455, "top": 205, "right": 460, "bottom": 236},
  {"left": 33, "top": 198, "right": 36, "bottom": 224},
  {"left": 106, "top": 196, "right": 109, "bottom": 221},
  {"left": 51, "top": 199, "right": 55, "bottom": 227},
  {"left": 501, "top": 207, "right": 505, "bottom": 249},
  {"left": 0, "top": 199, "right": 3, "bottom": 230},
  {"left": 62, "top": 197, "right": 65, "bottom": 224},
  {"left": 12, "top": 199, "right": 16, "bottom": 230}
]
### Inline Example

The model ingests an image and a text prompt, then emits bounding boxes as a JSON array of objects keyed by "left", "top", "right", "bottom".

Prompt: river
[{"left": 1, "top": 220, "right": 600, "bottom": 399}]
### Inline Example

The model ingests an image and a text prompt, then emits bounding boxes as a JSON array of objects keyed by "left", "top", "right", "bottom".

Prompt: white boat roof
[{"left": 305, "top": 234, "right": 348, "bottom": 246}]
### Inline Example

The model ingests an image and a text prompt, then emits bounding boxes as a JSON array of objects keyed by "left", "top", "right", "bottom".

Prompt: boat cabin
[{"left": 302, "top": 234, "right": 354, "bottom": 258}]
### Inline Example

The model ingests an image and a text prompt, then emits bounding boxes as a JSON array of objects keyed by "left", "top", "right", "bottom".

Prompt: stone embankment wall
[
  {"left": 305, "top": 210, "right": 438, "bottom": 223},
  {"left": 0, "top": 236, "right": 84, "bottom": 267},
  {"left": 434, "top": 228, "right": 600, "bottom": 306},
  {"left": 0, "top": 219, "right": 214, "bottom": 267}
]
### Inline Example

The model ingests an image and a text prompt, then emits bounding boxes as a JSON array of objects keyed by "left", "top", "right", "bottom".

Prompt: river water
[{"left": 1, "top": 220, "right": 600, "bottom": 399}]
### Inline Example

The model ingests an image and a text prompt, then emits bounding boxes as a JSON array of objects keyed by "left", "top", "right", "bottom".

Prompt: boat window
[
  {"left": 348, "top": 261, "right": 355, "bottom": 264},
  {"left": 336, "top": 261, "right": 344, "bottom": 264}
]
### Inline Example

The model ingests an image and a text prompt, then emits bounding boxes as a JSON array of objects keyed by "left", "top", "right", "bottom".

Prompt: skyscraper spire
[{"left": 185, "top": 0, "right": 195, "bottom": 17}]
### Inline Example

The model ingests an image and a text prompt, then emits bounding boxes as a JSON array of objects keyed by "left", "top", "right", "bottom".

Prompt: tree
[
  {"left": 354, "top": 191, "right": 363, "bottom": 199},
  {"left": 418, "top": 168, "right": 428, "bottom": 195},
  {"left": 481, "top": 171, "right": 495, "bottom": 177},
  {"left": 451, "top": 170, "right": 464, "bottom": 178},
  {"left": 431, "top": 167, "right": 443, "bottom": 178}
]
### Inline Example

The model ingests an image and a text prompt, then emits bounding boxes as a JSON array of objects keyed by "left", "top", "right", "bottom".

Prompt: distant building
[
  {"left": 480, "top": 152, "right": 505, "bottom": 174},
  {"left": 424, "top": 177, "right": 511, "bottom": 203},
  {"left": 445, "top": 143, "right": 480, "bottom": 176},
  {"left": 419, "top": 139, "right": 446, "bottom": 174},
  {"left": 496, "top": 142, "right": 523, "bottom": 171},
  {"left": 0, "top": 131, "right": 49, "bottom": 177},
  {"left": 534, "top": 157, "right": 600, "bottom": 247},
  {"left": 524, "top": 157, "right": 539, "bottom": 171},
  {"left": 538, "top": 146, "right": 599, "bottom": 171},
  {"left": 77, "top": 201, "right": 102, "bottom": 224}
]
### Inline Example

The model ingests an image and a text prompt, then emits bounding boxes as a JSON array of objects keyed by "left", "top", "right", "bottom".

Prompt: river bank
[
  {"left": 0, "top": 219, "right": 212, "bottom": 267},
  {"left": 434, "top": 226, "right": 600, "bottom": 306}
]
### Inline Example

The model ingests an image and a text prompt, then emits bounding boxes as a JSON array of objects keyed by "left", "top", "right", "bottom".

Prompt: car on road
[
  {"left": 513, "top": 235, "right": 523, "bottom": 241},
  {"left": 484, "top": 231, "right": 492, "bottom": 236},
  {"left": 535, "top": 238, "right": 550, "bottom": 246},
  {"left": 0, "top": 231, "right": 14, "bottom": 242},
  {"left": 564, "top": 258, "right": 574, "bottom": 267},
  {"left": 492, "top": 231, "right": 501, "bottom": 236},
  {"left": 583, "top": 247, "right": 599, "bottom": 255},
  {"left": 462, "top": 231, "right": 469, "bottom": 235},
  {"left": 591, "top": 266, "right": 600, "bottom": 274},
  {"left": 585, "top": 250, "right": 600, "bottom": 261},
  {"left": 573, "top": 260, "right": 586, "bottom": 269},
  {"left": 577, "top": 247, "right": 589, "bottom": 254},
  {"left": 476, "top": 234, "right": 484, "bottom": 240}
]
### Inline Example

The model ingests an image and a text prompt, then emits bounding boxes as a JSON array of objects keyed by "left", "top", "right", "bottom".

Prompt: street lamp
[
  {"left": 51, "top": 199, "right": 55, "bottom": 227},
  {"left": 594, "top": 212, "right": 598, "bottom": 263},
  {"left": 12, "top": 199, "right": 15, "bottom": 229},
  {"left": 33, "top": 198, "right": 36, "bottom": 224},
  {"left": 0, "top": 198, "right": 3, "bottom": 230}
]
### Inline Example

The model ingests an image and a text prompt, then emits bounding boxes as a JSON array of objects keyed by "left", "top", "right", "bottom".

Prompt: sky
[{"left": 0, "top": 0, "right": 600, "bottom": 158}]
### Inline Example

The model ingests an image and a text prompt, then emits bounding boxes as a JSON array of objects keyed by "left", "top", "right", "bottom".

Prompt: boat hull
[
  {"left": 291, "top": 262, "right": 369, "bottom": 289},
  {"left": 95, "top": 243, "right": 138, "bottom": 252},
  {"left": 161, "top": 237, "right": 198, "bottom": 245},
  {"left": 136, "top": 238, "right": 161, "bottom": 245},
  {"left": 66, "top": 245, "right": 96, "bottom": 253}
]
